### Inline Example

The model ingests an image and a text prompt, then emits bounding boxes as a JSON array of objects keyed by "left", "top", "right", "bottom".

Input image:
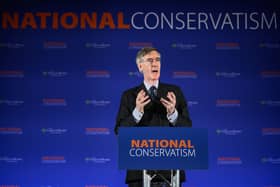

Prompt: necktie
[{"left": 149, "top": 86, "right": 157, "bottom": 101}]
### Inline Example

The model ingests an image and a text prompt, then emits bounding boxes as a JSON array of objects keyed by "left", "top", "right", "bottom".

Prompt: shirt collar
[{"left": 144, "top": 80, "right": 159, "bottom": 90}]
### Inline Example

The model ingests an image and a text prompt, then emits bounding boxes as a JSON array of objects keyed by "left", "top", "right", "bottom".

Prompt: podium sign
[{"left": 118, "top": 127, "right": 208, "bottom": 170}]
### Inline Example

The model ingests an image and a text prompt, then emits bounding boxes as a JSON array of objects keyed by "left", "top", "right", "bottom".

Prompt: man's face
[{"left": 138, "top": 50, "right": 161, "bottom": 82}]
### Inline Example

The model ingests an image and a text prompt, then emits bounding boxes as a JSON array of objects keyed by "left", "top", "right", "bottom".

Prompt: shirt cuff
[
  {"left": 167, "top": 109, "right": 178, "bottom": 125},
  {"left": 133, "top": 108, "right": 143, "bottom": 123}
]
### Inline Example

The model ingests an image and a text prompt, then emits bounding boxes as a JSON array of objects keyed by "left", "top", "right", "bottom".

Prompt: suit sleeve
[
  {"left": 114, "top": 91, "right": 137, "bottom": 135},
  {"left": 175, "top": 87, "right": 192, "bottom": 127}
]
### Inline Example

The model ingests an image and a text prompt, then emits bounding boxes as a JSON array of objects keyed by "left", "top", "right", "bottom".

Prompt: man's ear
[{"left": 137, "top": 63, "right": 143, "bottom": 73}]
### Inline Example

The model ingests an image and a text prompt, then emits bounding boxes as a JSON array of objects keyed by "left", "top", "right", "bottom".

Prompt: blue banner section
[{"left": 118, "top": 127, "right": 208, "bottom": 169}]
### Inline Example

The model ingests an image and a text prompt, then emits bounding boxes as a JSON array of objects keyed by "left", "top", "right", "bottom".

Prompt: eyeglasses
[{"left": 142, "top": 57, "right": 161, "bottom": 63}]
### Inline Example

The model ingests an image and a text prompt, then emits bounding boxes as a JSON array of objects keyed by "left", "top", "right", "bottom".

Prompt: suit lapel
[
  {"left": 157, "top": 82, "right": 167, "bottom": 100},
  {"left": 134, "top": 83, "right": 148, "bottom": 95}
]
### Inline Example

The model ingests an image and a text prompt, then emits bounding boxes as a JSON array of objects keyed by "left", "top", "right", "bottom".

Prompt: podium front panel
[{"left": 118, "top": 127, "right": 208, "bottom": 170}]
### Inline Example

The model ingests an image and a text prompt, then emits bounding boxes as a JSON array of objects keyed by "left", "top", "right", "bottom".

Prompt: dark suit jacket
[{"left": 115, "top": 82, "right": 192, "bottom": 184}]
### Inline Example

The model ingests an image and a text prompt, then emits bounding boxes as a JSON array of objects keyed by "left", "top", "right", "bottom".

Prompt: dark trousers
[{"left": 128, "top": 182, "right": 182, "bottom": 187}]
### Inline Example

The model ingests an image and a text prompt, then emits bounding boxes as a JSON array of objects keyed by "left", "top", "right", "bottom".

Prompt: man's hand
[
  {"left": 136, "top": 89, "right": 151, "bottom": 113},
  {"left": 160, "top": 91, "right": 176, "bottom": 115}
]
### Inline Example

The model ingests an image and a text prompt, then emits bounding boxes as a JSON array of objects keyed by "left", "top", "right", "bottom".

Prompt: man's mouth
[{"left": 152, "top": 70, "right": 158, "bottom": 73}]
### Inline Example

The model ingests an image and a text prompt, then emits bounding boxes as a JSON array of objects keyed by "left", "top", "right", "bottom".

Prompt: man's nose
[{"left": 151, "top": 61, "right": 158, "bottom": 65}]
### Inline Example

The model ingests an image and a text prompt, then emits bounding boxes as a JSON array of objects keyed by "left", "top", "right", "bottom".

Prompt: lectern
[{"left": 118, "top": 127, "right": 208, "bottom": 187}]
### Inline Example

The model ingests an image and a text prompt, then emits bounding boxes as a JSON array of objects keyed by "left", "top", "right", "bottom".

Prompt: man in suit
[{"left": 115, "top": 47, "right": 192, "bottom": 187}]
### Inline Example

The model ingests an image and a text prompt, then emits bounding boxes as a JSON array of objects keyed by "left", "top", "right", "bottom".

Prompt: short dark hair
[{"left": 136, "top": 47, "right": 160, "bottom": 64}]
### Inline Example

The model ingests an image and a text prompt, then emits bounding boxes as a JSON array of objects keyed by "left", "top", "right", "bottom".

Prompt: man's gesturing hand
[
  {"left": 136, "top": 89, "right": 151, "bottom": 113},
  {"left": 160, "top": 91, "right": 176, "bottom": 115}
]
